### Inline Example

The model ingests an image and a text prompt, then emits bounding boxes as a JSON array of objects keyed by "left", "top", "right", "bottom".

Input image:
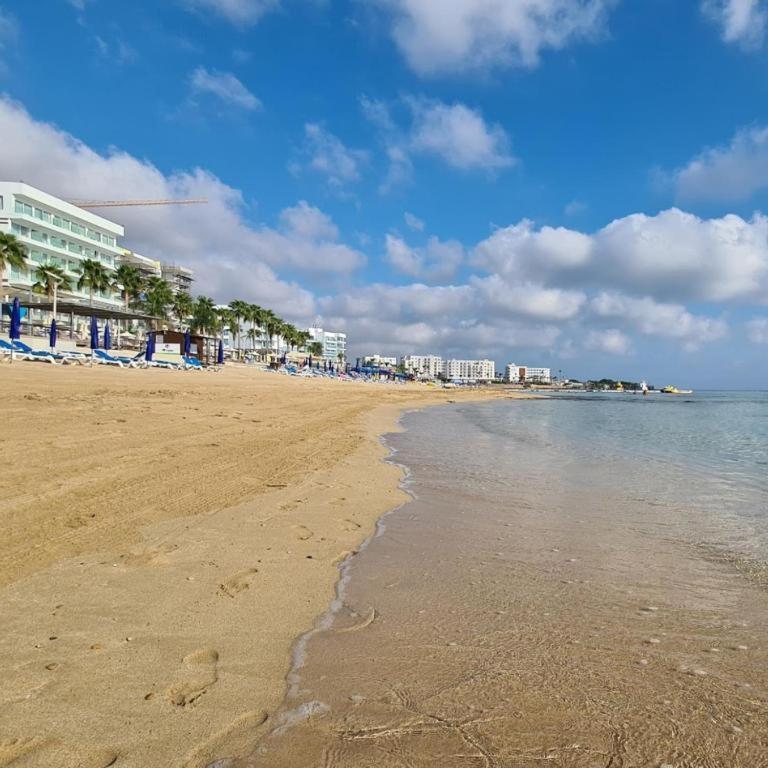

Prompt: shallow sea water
[{"left": 237, "top": 393, "right": 768, "bottom": 767}]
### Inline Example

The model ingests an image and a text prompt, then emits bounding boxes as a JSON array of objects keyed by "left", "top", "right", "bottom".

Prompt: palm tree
[
  {"left": 262, "top": 310, "right": 281, "bottom": 355},
  {"left": 229, "top": 299, "right": 249, "bottom": 359},
  {"left": 143, "top": 277, "right": 174, "bottom": 327},
  {"left": 32, "top": 263, "right": 72, "bottom": 300},
  {"left": 296, "top": 330, "right": 311, "bottom": 351},
  {"left": 171, "top": 291, "right": 194, "bottom": 329},
  {"left": 246, "top": 326, "right": 260, "bottom": 351},
  {"left": 191, "top": 296, "right": 217, "bottom": 335},
  {"left": 77, "top": 258, "right": 111, "bottom": 306},
  {"left": 0, "top": 232, "right": 28, "bottom": 285},
  {"left": 112, "top": 264, "right": 144, "bottom": 310},
  {"left": 308, "top": 341, "right": 323, "bottom": 358}
]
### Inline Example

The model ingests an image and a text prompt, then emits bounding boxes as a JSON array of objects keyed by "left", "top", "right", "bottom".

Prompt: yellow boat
[{"left": 661, "top": 385, "right": 693, "bottom": 395}]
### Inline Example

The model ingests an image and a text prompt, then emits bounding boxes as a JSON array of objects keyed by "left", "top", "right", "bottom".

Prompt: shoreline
[{"left": 0, "top": 365, "right": 519, "bottom": 768}]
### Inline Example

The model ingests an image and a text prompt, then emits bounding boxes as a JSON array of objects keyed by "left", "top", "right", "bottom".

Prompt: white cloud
[
  {"left": 301, "top": 123, "right": 368, "bottom": 188},
  {"left": 404, "top": 211, "right": 425, "bottom": 231},
  {"left": 586, "top": 329, "right": 631, "bottom": 355},
  {"left": 385, "top": 234, "right": 464, "bottom": 281},
  {"left": 472, "top": 275, "right": 586, "bottom": 321},
  {"left": 473, "top": 219, "right": 593, "bottom": 280},
  {"left": 564, "top": 199, "right": 588, "bottom": 217},
  {"left": 671, "top": 125, "right": 768, "bottom": 203},
  {"left": 95, "top": 36, "right": 138, "bottom": 65},
  {"left": 190, "top": 67, "right": 261, "bottom": 110},
  {"left": 590, "top": 292, "right": 728, "bottom": 349},
  {"left": 746, "top": 317, "right": 768, "bottom": 342},
  {"left": 377, "top": 0, "right": 613, "bottom": 75},
  {"left": 0, "top": 9, "right": 18, "bottom": 70},
  {"left": 703, "top": 0, "right": 767, "bottom": 49},
  {"left": 0, "top": 96, "right": 375, "bottom": 322},
  {"left": 409, "top": 98, "right": 514, "bottom": 170},
  {"left": 182, "top": 0, "right": 280, "bottom": 24}
]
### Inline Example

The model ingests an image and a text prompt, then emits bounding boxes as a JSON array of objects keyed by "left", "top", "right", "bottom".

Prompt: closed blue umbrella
[
  {"left": 103, "top": 322, "right": 112, "bottom": 350},
  {"left": 145, "top": 333, "right": 154, "bottom": 362},
  {"left": 89, "top": 316, "right": 99, "bottom": 349},
  {"left": 49, "top": 319, "right": 57, "bottom": 349},
  {"left": 9, "top": 297, "right": 21, "bottom": 340},
  {"left": 217, "top": 339, "right": 224, "bottom": 365},
  {"left": 308, "top": 354, "right": 312, "bottom": 368},
  {"left": 184, "top": 328, "right": 191, "bottom": 356}
]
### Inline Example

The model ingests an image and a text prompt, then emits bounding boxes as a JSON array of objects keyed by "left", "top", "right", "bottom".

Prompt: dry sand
[{"left": 0, "top": 364, "right": 511, "bottom": 768}]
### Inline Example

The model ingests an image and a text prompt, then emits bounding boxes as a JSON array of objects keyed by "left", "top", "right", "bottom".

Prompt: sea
[{"left": 239, "top": 391, "right": 768, "bottom": 767}]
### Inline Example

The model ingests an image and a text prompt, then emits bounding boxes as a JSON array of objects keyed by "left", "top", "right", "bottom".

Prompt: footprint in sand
[
  {"left": 342, "top": 519, "right": 362, "bottom": 531},
  {"left": 166, "top": 648, "right": 219, "bottom": 707},
  {"left": 217, "top": 568, "right": 258, "bottom": 599},
  {"left": 294, "top": 525, "right": 314, "bottom": 541},
  {"left": 0, "top": 737, "right": 43, "bottom": 766},
  {"left": 182, "top": 710, "right": 268, "bottom": 768}
]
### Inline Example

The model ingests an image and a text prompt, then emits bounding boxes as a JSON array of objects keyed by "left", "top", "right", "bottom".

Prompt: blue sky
[{"left": 2, "top": 0, "right": 768, "bottom": 386}]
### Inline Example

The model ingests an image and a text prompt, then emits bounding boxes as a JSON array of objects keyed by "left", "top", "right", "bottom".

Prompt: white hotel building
[
  {"left": 401, "top": 355, "right": 445, "bottom": 378},
  {"left": 0, "top": 182, "right": 125, "bottom": 308},
  {"left": 505, "top": 364, "right": 552, "bottom": 384},
  {"left": 308, "top": 326, "right": 347, "bottom": 362},
  {"left": 445, "top": 359, "right": 495, "bottom": 382}
]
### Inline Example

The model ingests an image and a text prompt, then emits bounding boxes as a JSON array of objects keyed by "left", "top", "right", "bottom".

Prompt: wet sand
[
  {"left": 0, "top": 365, "right": 511, "bottom": 767},
  {"left": 242, "top": 402, "right": 768, "bottom": 767}
]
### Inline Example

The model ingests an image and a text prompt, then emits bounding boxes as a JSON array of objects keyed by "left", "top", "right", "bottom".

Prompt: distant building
[
  {"left": 120, "top": 249, "right": 161, "bottom": 280},
  {"left": 401, "top": 355, "right": 444, "bottom": 378},
  {"left": 505, "top": 364, "right": 551, "bottom": 384},
  {"left": 308, "top": 326, "right": 347, "bottom": 362},
  {"left": 161, "top": 263, "right": 194, "bottom": 294},
  {"left": 0, "top": 181, "right": 124, "bottom": 308},
  {"left": 363, "top": 354, "right": 397, "bottom": 367},
  {"left": 445, "top": 359, "right": 495, "bottom": 383}
]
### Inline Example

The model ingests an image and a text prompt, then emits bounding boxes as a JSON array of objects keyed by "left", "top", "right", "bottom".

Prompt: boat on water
[{"left": 661, "top": 385, "right": 693, "bottom": 395}]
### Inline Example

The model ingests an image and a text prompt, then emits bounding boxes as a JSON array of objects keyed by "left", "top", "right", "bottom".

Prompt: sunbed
[
  {"left": 182, "top": 355, "right": 204, "bottom": 370},
  {"left": 93, "top": 349, "right": 143, "bottom": 368},
  {"left": 1, "top": 339, "right": 58, "bottom": 364}
]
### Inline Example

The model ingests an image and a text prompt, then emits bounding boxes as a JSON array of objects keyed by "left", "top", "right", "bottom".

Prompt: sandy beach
[{"left": 0, "top": 365, "right": 510, "bottom": 768}]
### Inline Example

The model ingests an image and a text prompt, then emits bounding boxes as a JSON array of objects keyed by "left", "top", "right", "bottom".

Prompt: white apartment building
[
  {"left": 0, "top": 182, "right": 124, "bottom": 308},
  {"left": 505, "top": 364, "right": 552, "bottom": 384},
  {"left": 401, "top": 355, "right": 445, "bottom": 378},
  {"left": 308, "top": 326, "right": 347, "bottom": 362},
  {"left": 363, "top": 355, "right": 397, "bottom": 367},
  {"left": 445, "top": 359, "right": 495, "bottom": 382}
]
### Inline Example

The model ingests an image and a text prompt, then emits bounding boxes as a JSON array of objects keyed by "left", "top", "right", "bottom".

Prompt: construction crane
[{"left": 69, "top": 199, "right": 208, "bottom": 209}]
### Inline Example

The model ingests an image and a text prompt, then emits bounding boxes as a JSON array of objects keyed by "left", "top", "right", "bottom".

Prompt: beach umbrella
[
  {"left": 184, "top": 328, "right": 191, "bottom": 356},
  {"left": 103, "top": 322, "right": 112, "bottom": 350},
  {"left": 146, "top": 333, "right": 154, "bottom": 362},
  {"left": 217, "top": 339, "right": 224, "bottom": 365},
  {"left": 49, "top": 319, "right": 57, "bottom": 349},
  {"left": 9, "top": 297, "right": 21, "bottom": 340},
  {"left": 89, "top": 316, "right": 99, "bottom": 349}
]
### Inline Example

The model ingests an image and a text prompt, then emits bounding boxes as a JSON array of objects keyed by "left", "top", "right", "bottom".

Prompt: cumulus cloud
[
  {"left": 671, "top": 125, "right": 768, "bottom": 203},
  {"left": 0, "top": 96, "right": 375, "bottom": 321},
  {"left": 590, "top": 292, "right": 728, "bottom": 349},
  {"left": 585, "top": 329, "right": 631, "bottom": 355},
  {"left": 385, "top": 234, "right": 464, "bottom": 281},
  {"left": 703, "top": 0, "right": 767, "bottom": 49},
  {"left": 182, "top": 0, "right": 281, "bottom": 25},
  {"left": 190, "top": 67, "right": 261, "bottom": 110},
  {"left": 472, "top": 275, "right": 586, "bottom": 321},
  {"left": 300, "top": 123, "right": 368, "bottom": 188},
  {"left": 377, "top": 0, "right": 613, "bottom": 75},
  {"left": 409, "top": 98, "right": 514, "bottom": 170},
  {"left": 746, "top": 317, "right": 768, "bottom": 342}
]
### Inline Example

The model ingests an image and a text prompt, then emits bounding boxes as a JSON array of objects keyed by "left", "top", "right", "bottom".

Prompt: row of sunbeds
[{"left": 0, "top": 339, "right": 213, "bottom": 371}]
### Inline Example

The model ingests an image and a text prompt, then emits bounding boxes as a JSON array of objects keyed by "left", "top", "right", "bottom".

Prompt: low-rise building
[
  {"left": 308, "top": 326, "right": 347, "bottom": 362},
  {"left": 505, "top": 364, "right": 551, "bottom": 384},
  {"left": 0, "top": 181, "right": 124, "bottom": 308},
  {"left": 363, "top": 354, "right": 397, "bottom": 367},
  {"left": 401, "top": 355, "right": 445, "bottom": 378},
  {"left": 445, "top": 359, "right": 495, "bottom": 382}
]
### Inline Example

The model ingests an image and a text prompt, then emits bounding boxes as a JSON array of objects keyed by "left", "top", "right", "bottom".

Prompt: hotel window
[
  {"left": 68, "top": 242, "right": 82, "bottom": 254},
  {"left": 52, "top": 215, "right": 66, "bottom": 228},
  {"left": 15, "top": 201, "right": 33, "bottom": 216},
  {"left": 11, "top": 223, "right": 28, "bottom": 236},
  {"left": 51, "top": 237, "right": 67, "bottom": 249},
  {"left": 34, "top": 208, "right": 50, "bottom": 221},
  {"left": 9, "top": 264, "right": 29, "bottom": 280},
  {"left": 30, "top": 230, "right": 48, "bottom": 243},
  {"left": 0, "top": 195, "right": 3, "bottom": 209},
  {"left": 70, "top": 222, "right": 86, "bottom": 236},
  {"left": 87, "top": 229, "right": 101, "bottom": 242}
]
